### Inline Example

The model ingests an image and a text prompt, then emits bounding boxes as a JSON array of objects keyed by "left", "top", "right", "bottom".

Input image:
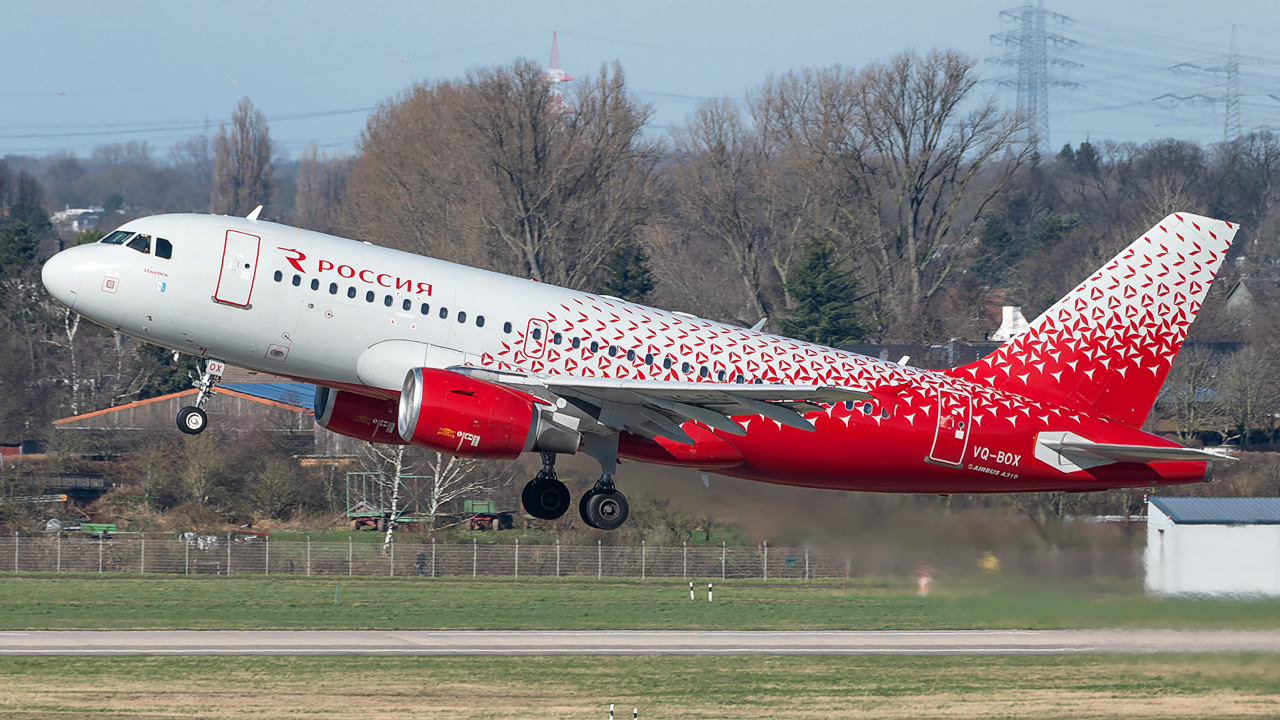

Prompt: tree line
[{"left": 4, "top": 46, "right": 1280, "bottom": 535}]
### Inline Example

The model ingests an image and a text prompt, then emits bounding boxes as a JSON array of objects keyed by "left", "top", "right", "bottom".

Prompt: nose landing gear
[{"left": 176, "top": 358, "right": 225, "bottom": 435}]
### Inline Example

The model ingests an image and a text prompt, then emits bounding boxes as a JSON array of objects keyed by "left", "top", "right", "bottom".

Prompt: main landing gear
[
  {"left": 176, "top": 358, "right": 225, "bottom": 435},
  {"left": 521, "top": 453, "right": 572, "bottom": 520},
  {"left": 520, "top": 434, "right": 631, "bottom": 530}
]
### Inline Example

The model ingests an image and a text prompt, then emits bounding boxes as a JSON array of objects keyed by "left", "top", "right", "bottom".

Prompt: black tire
[
  {"left": 579, "top": 489, "right": 599, "bottom": 529},
  {"left": 177, "top": 406, "right": 207, "bottom": 435},
  {"left": 584, "top": 489, "right": 629, "bottom": 531},
  {"left": 522, "top": 478, "right": 571, "bottom": 520}
]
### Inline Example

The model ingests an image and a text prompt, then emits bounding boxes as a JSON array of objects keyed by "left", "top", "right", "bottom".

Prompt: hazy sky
[{"left": 6, "top": 0, "right": 1280, "bottom": 159}]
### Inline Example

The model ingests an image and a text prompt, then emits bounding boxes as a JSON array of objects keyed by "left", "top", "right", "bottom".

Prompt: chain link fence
[{"left": 0, "top": 533, "right": 1140, "bottom": 581}]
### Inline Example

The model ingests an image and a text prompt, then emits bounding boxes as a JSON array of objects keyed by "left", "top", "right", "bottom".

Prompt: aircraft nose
[{"left": 41, "top": 247, "right": 84, "bottom": 310}]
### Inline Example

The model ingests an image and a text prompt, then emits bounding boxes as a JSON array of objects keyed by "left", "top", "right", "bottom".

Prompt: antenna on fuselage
[{"left": 245, "top": 205, "right": 263, "bottom": 222}]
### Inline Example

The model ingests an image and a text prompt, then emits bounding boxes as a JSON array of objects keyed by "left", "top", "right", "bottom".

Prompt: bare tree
[
  {"left": 343, "top": 60, "right": 659, "bottom": 290},
  {"left": 294, "top": 145, "right": 352, "bottom": 234},
  {"left": 212, "top": 98, "right": 274, "bottom": 216},
  {"left": 1158, "top": 346, "right": 1222, "bottom": 442}
]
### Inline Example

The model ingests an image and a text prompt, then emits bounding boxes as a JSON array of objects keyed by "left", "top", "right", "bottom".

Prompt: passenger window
[
  {"left": 717, "top": 370, "right": 726, "bottom": 381},
  {"left": 476, "top": 316, "right": 485, "bottom": 328},
  {"left": 155, "top": 238, "right": 173, "bottom": 259},
  {"left": 645, "top": 354, "right": 654, "bottom": 365},
  {"left": 100, "top": 230, "right": 132, "bottom": 245},
  {"left": 735, "top": 374, "right": 745, "bottom": 383},
  {"left": 329, "top": 283, "right": 338, "bottom": 295},
  {"left": 383, "top": 295, "right": 393, "bottom": 307},
  {"left": 311, "top": 279, "right": 320, "bottom": 291},
  {"left": 589, "top": 341, "right": 599, "bottom": 353},
  {"left": 421, "top": 303, "right": 430, "bottom": 315},
  {"left": 607, "top": 346, "right": 617, "bottom": 357},
  {"left": 626, "top": 348, "right": 636, "bottom": 361},
  {"left": 365, "top": 291, "right": 375, "bottom": 303},
  {"left": 458, "top": 311, "right": 467, "bottom": 323},
  {"left": 552, "top": 333, "right": 562, "bottom": 345},
  {"left": 274, "top": 271, "right": 283, "bottom": 282},
  {"left": 663, "top": 357, "right": 672, "bottom": 369},
  {"left": 699, "top": 366, "right": 709, "bottom": 378},
  {"left": 402, "top": 299, "right": 411, "bottom": 311},
  {"left": 503, "top": 322, "right": 512, "bottom": 334},
  {"left": 571, "top": 337, "right": 580, "bottom": 349},
  {"left": 681, "top": 362, "right": 691, "bottom": 374},
  {"left": 439, "top": 307, "right": 449, "bottom": 319},
  {"left": 347, "top": 287, "right": 356, "bottom": 299},
  {"left": 531, "top": 326, "right": 542, "bottom": 340},
  {"left": 292, "top": 275, "right": 302, "bottom": 287},
  {"left": 127, "top": 234, "right": 151, "bottom": 254}
]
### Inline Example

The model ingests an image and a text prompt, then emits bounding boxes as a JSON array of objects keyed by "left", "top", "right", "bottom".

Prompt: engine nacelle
[
  {"left": 397, "top": 368, "right": 580, "bottom": 459},
  {"left": 314, "top": 386, "right": 407, "bottom": 445}
]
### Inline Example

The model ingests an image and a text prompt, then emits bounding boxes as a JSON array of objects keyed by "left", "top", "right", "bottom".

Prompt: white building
[{"left": 1145, "top": 497, "right": 1280, "bottom": 597}]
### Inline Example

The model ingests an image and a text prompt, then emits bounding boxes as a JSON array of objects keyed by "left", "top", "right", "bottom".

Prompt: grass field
[
  {"left": 4, "top": 573, "right": 1280, "bottom": 631},
  {"left": 1, "top": 654, "right": 1278, "bottom": 719}
]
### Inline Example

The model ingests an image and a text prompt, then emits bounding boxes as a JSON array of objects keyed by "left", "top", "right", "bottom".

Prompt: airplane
[{"left": 41, "top": 209, "right": 1237, "bottom": 530}]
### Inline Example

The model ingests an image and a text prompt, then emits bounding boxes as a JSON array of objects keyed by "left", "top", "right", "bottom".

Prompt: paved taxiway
[{"left": 1, "top": 629, "right": 1278, "bottom": 655}]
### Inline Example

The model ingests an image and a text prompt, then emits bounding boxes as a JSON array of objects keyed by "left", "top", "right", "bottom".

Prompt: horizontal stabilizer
[{"left": 1035, "top": 431, "right": 1233, "bottom": 473}]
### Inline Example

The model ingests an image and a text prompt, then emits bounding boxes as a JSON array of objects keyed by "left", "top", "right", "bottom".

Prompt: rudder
[{"left": 950, "top": 212, "right": 1237, "bottom": 426}]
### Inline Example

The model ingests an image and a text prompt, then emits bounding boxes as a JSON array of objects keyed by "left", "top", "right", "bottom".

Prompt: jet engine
[
  {"left": 397, "top": 367, "right": 580, "bottom": 459},
  {"left": 313, "top": 386, "right": 407, "bottom": 444}
]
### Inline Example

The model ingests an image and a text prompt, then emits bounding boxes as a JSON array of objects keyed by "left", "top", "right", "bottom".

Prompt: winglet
[{"left": 246, "top": 205, "right": 263, "bottom": 221}]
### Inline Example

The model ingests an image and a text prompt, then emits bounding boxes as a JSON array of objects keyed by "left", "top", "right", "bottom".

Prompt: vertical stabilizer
[{"left": 950, "top": 213, "right": 1237, "bottom": 426}]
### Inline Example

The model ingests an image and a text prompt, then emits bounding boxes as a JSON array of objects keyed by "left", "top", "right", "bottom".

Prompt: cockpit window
[
  {"left": 126, "top": 234, "right": 152, "bottom": 254},
  {"left": 100, "top": 230, "right": 132, "bottom": 245},
  {"left": 155, "top": 238, "right": 173, "bottom": 259}
]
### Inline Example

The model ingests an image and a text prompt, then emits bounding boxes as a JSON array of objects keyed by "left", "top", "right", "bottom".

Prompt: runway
[{"left": 1, "top": 629, "right": 1278, "bottom": 655}]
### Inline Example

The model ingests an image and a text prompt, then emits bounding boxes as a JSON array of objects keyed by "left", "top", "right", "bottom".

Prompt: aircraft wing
[
  {"left": 456, "top": 367, "right": 872, "bottom": 445},
  {"left": 1039, "top": 438, "right": 1235, "bottom": 464}
]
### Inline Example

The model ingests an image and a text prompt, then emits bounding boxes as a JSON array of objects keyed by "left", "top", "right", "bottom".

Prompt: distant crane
[{"left": 544, "top": 31, "right": 575, "bottom": 115}]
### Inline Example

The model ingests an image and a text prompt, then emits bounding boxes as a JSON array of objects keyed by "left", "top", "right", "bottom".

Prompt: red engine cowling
[
  {"left": 314, "top": 386, "right": 407, "bottom": 445},
  {"left": 397, "top": 368, "right": 579, "bottom": 459}
]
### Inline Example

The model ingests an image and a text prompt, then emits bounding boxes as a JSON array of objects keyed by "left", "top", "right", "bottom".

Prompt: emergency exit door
[
  {"left": 214, "top": 230, "right": 260, "bottom": 308},
  {"left": 927, "top": 387, "right": 971, "bottom": 467}
]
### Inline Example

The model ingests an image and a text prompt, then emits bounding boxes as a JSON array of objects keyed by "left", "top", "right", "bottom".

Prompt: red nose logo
[{"left": 278, "top": 247, "right": 307, "bottom": 273}]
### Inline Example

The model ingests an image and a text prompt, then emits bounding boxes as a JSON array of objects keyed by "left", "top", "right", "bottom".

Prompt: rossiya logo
[{"left": 276, "top": 247, "right": 433, "bottom": 295}]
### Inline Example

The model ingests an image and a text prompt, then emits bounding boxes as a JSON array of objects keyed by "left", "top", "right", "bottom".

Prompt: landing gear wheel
[
  {"left": 582, "top": 489, "right": 628, "bottom": 531},
  {"left": 522, "top": 478, "right": 571, "bottom": 520},
  {"left": 581, "top": 486, "right": 599, "bottom": 527},
  {"left": 177, "top": 406, "right": 207, "bottom": 435}
]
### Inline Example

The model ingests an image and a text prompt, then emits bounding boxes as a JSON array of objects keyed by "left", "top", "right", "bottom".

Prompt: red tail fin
[{"left": 950, "top": 213, "right": 1237, "bottom": 427}]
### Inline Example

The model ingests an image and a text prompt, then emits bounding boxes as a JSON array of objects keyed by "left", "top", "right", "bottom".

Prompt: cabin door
[
  {"left": 927, "top": 387, "right": 971, "bottom": 467},
  {"left": 214, "top": 230, "right": 260, "bottom": 308}
]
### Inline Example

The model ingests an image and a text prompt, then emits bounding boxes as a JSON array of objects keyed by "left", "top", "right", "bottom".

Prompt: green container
[{"left": 464, "top": 500, "right": 496, "bottom": 514}]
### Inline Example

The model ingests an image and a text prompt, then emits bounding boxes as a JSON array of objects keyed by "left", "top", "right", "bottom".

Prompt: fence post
[
  {"left": 12, "top": 531, "right": 16, "bottom": 573},
  {"left": 307, "top": 536, "right": 311, "bottom": 577},
  {"left": 184, "top": 540, "right": 188, "bottom": 575},
  {"left": 226, "top": 537, "right": 231, "bottom": 576},
  {"left": 721, "top": 541, "right": 726, "bottom": 581},
  {"left": 762, "top": 541, "right": 767, "bottom": 583},
  {"left": 102, "top": 540, "right": 107, "bottom": 574},
  {"left": 555, "top": 538, "right": 560, "bottom": 578},
  {"left": 265, "top": 536, "right": 270, "bottom": 575},
  {"left": 56, "top": 533, "right": 61, "bottom": 574},
  {"left": 514, "top": 538, "right": 519, "bottom": 579},
  {"left": 348, "top": 537, "right": 353, "bottom": 577},
  {"left": 141, "top": 536, "right": 146, "bottom": 575},
  {"left": 804, "top": 547, "right": 809, "bottom": 581},
  {"left": 597, "top": 540, "right": 602, "bottom": 579},
  {"left": 431, "top": 537, "right": 436, "bottom": 578},
  {"left": 682, "top": 541, "right": 687, "bottom": 580},
  {"left": 641, "top": 540, "right": 646, "bottom": 580},
  {"left": 472, "top": 538, "right": 477, "bottom": 578}
]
